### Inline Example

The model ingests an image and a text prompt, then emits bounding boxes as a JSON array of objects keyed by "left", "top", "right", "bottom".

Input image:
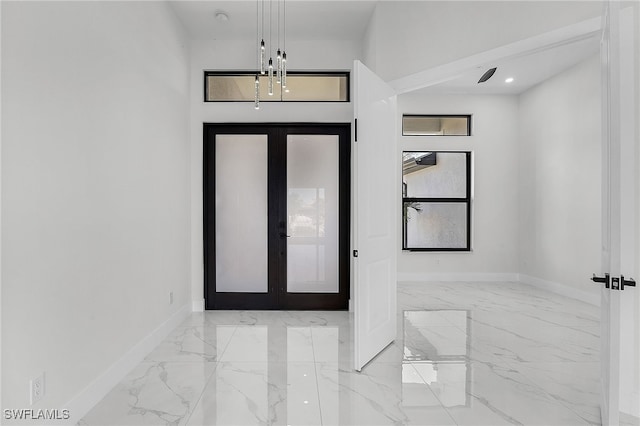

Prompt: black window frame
[
  {"left": 204, "top": 71, "right": 350, "bottom": 103},
  {"left": 402, "top": 151, "right": 472, "bottom": 252},
  {"left": 402, "top": 114, "right": 472, "bottom": 136}
]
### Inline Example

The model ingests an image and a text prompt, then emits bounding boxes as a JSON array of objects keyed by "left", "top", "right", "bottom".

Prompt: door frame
[
  {"left": 203, "top": 123, "right": 351, "bottom": 310},
  {"left": 599, "top": 1, "right": 640, "bottom": 423}
]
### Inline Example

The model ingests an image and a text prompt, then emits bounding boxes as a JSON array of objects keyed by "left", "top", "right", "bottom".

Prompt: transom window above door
[
  {"left": 204, "top": 71, "right": 350, "bottom": 102},
  {"left": 402, "top": 115, "right": 472, "bottom": 136}
]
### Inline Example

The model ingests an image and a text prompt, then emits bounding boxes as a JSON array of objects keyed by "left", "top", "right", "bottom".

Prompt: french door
[{"left": 203, "top": 124, "right": 350, "bottom": 310}]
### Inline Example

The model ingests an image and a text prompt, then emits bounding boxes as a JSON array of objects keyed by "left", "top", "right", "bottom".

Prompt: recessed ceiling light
[
  {"left": 215, "top": 10, "right": 229, "bottom": 22},
  {"left": 505, "top": 77, "right": 514, "bottom": 83}
]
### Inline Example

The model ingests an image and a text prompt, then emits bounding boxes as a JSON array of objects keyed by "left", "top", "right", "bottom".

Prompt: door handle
[
  {"left": 592, "top": 273, "right": 610, "bottom": 288},
  {"left": 621, "top": 275, "right": 636, "bottom": 291},
  {"left": 279, "top": 233, "right": 291, "bottom": 238},
  {"left": 592, "top": 273, "right": 636, "bottom": 290}
]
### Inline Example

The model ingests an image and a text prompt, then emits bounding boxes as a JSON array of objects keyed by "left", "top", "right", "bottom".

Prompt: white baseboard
[
  {"left": 620, "top": 410, "right": 640, "bottom": 426},
  {"left": 518, "top": 274, "right": 599, "bottom": 306},
  {"left": 192, "top": 299, "right": 205, "bottom": 312},
  {"left": 397, "top": 272, "right": 519, "bottom": 282},
  {"left": 396, "top": 272, "right": 599, "bottom": 307},
  {"left": 64, "top": 304, "right": 190, "bottom": 425}
]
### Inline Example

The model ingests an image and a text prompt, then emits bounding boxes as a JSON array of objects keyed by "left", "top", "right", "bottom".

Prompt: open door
[
  {"left": 598, "top": 4, "right": 620, "bottom": 423},
  {"left": 597, "top": 1, "right": 639, "bottom": 424},
  {"left": 352, "top": 60, "right": 398, "bottom": 371}
]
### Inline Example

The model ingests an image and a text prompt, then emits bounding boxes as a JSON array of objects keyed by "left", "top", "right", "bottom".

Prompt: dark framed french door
[{"left": 203, "top": 123, "right": 350, "bottom": 310}]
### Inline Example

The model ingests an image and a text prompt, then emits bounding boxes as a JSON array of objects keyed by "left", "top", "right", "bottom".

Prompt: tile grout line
[
  {"left": 502, "top": 359, "right": 600, "bottom": 425},
  {"left": 214, "top": 323, "right": 240, "bottom": 363},
  {"left": 183, "top": 319, "right": 239, "bottom": 426},
  {"left": 407, "top": 359, "right": 461, "bottom": 425},
  {"left": 310, "top": 327, "right": 325, "bottom": 426},
  {"left": 182, "top": 361, "right": 219, "bottom": 426}
]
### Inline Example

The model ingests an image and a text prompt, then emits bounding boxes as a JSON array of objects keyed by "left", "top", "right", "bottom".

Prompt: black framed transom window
[
  {"left": 402, "top": 115, "right": 472, "bottom": 136},
  {"left": 402, "top": 151, "right": 472, "bottom": 251},
  {"left": 204, "top": 71, "right": 350, "bottom": 102}
]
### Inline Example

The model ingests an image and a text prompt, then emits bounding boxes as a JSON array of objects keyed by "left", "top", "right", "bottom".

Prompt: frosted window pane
[
  {"left": 403, "top": 152, "right": 467, "bottom": 198},
  {"left": 215, "top": 135, "right": 268, "bottom": 293},
  {"left": 404, "top": 202, "right": 467, "bottom": 249},
  {"left": 287, "top": 135, "right": 339, "bottom": 293}
]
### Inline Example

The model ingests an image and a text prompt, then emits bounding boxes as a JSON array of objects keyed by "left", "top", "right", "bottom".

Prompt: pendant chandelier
[{"left": 255, "top": 0, "right": 287, "bottom": 109}]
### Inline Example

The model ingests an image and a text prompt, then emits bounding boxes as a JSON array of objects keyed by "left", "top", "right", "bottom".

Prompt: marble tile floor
[{"left": 80, "top": 282, "right": 607, "bottom": 426}]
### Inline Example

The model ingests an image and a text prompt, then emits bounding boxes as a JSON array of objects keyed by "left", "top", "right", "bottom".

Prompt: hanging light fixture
[
  {"left": 281, "top": 0, "right": 287, "bottom": 89},
  {"left": 255, "top": 0, "right": 288, "bottom": 105},
  {"left": 259, "top": 0, "right": 265, "bottom": 75},
  {"left": 254, "top": 75, "right": 260, "bottom": 110},
  {"left": 255, "top": 0, "right": 261, "bottom": 109},
  {"left": 267, "top": 0, "right": 274, "bottom": 96},
  {"left": 276, "top": 0, "right": 282, "bottom": 84}
]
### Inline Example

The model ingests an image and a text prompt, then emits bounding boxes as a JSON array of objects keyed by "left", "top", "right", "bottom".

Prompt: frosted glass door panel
[
  {"left": 215, "top": 134, "right": 268, "bottom": 293},
  {"left": 287, "top": 135, "right": 339, "bottom": 293}
]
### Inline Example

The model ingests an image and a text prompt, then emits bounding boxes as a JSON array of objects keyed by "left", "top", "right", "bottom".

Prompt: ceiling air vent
[{"left": 478, "top": 67, "right": 497, "bottom": 83}]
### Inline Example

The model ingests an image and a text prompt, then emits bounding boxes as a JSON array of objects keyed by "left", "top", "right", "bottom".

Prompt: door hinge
[
  {"left": 354, "top": 118, "right": 358, "bottom": 142},
  {"left": 353, "top": 250, "right": 358, "bottom": 258}
]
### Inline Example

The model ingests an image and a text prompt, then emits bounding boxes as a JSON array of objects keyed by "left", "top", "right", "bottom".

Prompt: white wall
[
  {"left": 397, "top": 94, "right": 520, "bottom": 280},
  {"left": 363, "top": 1, "right": 602, "bottom": 81},
  {"left": 189, "top": 39, "right": 359, "bottom": 309},
  {"left": 517, "top": 55, "right": 601, "bottom": 300},
  {"left": 1, "top": 0, "right": 190, "bottom": 418},
  {"left": 0, "top": 1, "right": 4, "bottom": 416}
]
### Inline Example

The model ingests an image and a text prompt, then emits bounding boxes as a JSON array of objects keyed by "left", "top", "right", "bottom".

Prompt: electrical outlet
[
  {"left": 30, "top": 373, "right": 45, "bottom": 405},
  {"left": 169, "top": 292, "right": 174, "bottom": 305}
]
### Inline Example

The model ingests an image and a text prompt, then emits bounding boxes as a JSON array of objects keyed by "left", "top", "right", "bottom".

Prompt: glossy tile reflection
[{"left": 81, "top": 282, "right": 601, "bottom": 425}]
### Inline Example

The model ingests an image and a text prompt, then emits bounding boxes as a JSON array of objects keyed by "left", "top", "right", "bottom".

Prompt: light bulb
[
  {"left": 281, "top": 51, "right": 287, "bottom": 88},
  {"left": 268, "top": 58, "right": 274, "bottom": 96},
  {"left": 260, "top": 40, "right": 266, "bottom": 75},
  {"left": 276, "top": 49, "right": 282, "bottom": 84},
  {"left": 254, "top": 75, "right": 260, "bottom": 109}
]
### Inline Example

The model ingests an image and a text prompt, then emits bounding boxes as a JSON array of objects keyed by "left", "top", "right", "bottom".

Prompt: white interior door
[
  {"left": 599, "top": 1, "right": 639, "bottom": 424},
  {"left": 353, "top": 60, "right": 398, "bottom": 371}
]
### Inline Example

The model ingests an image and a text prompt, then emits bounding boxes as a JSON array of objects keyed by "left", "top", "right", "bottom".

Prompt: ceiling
[
  {"left": 169, "top": 1, "right": 600, "bottom": 95},
  {"left": 169, "top": 1, "right": 377, "bottom": 41},
  {"left": 416, "top": 33, "right": 600, "bottom": 95}
]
